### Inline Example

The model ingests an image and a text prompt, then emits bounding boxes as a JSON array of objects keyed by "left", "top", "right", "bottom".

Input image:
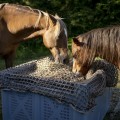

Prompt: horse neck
[
  {"left": 38, "top": 14, "right": 49, "bottom": 29},
  {"left": 3, "top": 6, "right": 44, "bottom": 32}
]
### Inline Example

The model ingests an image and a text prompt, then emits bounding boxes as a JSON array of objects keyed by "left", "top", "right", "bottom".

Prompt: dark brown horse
[
  {"left": 0, "top": 3, "right": 68, "bottom": 68},
  {"left": 72, "top": 25, "right": 120, "bottom": 76}
]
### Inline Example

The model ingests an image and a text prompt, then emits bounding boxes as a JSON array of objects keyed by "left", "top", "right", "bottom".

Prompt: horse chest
[{"left": 0, "top": 42, "right": 16, "bottom": 55}]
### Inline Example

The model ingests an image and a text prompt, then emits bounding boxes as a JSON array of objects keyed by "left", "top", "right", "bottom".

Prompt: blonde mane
[{"left": 54, "top": 14, "right": 67, "bottom": 38}]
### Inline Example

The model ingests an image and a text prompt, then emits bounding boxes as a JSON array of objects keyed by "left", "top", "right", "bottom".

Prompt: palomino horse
[
  {"left": 0, "top": 3, "right": 68, "bottom": 68},
  {"left": 72, "top": 25, "right": 120, "bottom": 76}
]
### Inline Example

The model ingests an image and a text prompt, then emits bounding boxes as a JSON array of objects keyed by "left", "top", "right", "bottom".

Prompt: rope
[{"left": 34, "top": 10, "right": 41, "bottom": 28}]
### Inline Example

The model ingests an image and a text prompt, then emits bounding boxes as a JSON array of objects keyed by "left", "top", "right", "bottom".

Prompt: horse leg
[
  {"left": 50, "top": 47, "right": 61, "bottom": 63},
  {"left": 3, "top": 50, "right": 16, "bottom": 68},
  {"left": 59, "top": 48, "right": 69, "bottom": 64}
]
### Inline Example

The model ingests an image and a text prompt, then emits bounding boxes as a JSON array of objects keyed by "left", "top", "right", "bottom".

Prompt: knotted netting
[{"left": 0, "top": 57, "right": 118, "bottom": 113}]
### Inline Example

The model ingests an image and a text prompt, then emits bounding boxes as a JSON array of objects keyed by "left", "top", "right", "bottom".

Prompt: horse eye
[
  {"left": 73, "top": 54, "right": 77, "bottom": 59},
  {"left": 49, "top": 47, "right": 52, "bottom": 50}
]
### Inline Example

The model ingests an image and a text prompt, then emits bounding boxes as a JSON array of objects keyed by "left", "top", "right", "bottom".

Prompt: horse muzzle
[
  {"left": 54, "top": 55, "right": 69, "bottom": 64},
  {"left": 72, "top": 68, "right": 83, "bottom": 77}
]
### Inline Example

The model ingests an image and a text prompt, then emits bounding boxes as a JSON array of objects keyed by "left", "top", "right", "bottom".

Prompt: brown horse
[
  {"left": 0, "top": 3, "right": 68, "bottom": 68},
  {"left": 72, "top": 25, "right": 120, "bottom": 76}
]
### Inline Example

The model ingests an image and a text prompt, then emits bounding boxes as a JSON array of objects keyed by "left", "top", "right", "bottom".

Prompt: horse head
[
  {"left": 42, "top": 14, "right": 68, "bottom": 64},
  {"left": 72, "top": 26, "right": 120, "bottom": 76},
  {"left": 72, "top": 36, "right": 92, "bottom": 76}
]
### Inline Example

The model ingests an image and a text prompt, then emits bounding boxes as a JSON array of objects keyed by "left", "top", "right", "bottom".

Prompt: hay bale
[{"left": 0, "top": 57, "right": 117, "bottom": 112}]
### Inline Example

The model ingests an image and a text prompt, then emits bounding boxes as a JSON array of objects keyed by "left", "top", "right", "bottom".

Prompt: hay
[{"left": 0, "top": 57, "right": 118, "bottom": 112}]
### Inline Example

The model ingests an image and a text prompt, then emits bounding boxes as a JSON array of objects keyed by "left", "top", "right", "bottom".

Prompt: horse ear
[
  {"left": 55, "top": 14, "right": 65, "bottom": 20},
  {"left": 73, "top": 37, "right": 85, "bottom": 46},
  {"left": 55, "top": 14, "right": 60, "bottom": 19}
]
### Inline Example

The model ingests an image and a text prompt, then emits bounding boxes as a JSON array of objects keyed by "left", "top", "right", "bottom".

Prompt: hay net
[{"left": 0, "top": 57, "right": 118, "bottom": 113}]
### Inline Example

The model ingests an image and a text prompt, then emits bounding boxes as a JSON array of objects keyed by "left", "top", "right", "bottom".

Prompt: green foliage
[
  {"left": 16, "top": 38, "right": 50, "bottom": 60},
  {"left": 95, "top": 0, "right": 120, "bottom": 25}
]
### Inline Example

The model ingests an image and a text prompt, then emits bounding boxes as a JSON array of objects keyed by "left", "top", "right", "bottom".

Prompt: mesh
[
  {"left": 87, "top": 59, "right": 118, "bottom": 87},
  {"left": 0, "top": 57, "right": 117, "bottom": 113}
]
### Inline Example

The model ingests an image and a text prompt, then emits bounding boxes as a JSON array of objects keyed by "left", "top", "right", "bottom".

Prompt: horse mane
[
  {"left": 0, "top": 3, "right": 67, "bottom": 39},
  {"left": 0, "top": 3, "right": 39, "bottom": 14},
  {"left": 75, "top": 25, "right": 120, "bottom": 66},
  {"left": 2, "top": 3, "right": 61, "bottom": 22},
  {"left": 0, "top": 3, "right": 49, "bottom": 19},
  {"left": 0, "top": 3, "right": 51, "bottom": 27},
  {"left": 54, "top": 14, "right": 68, "bottom": 38}
]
